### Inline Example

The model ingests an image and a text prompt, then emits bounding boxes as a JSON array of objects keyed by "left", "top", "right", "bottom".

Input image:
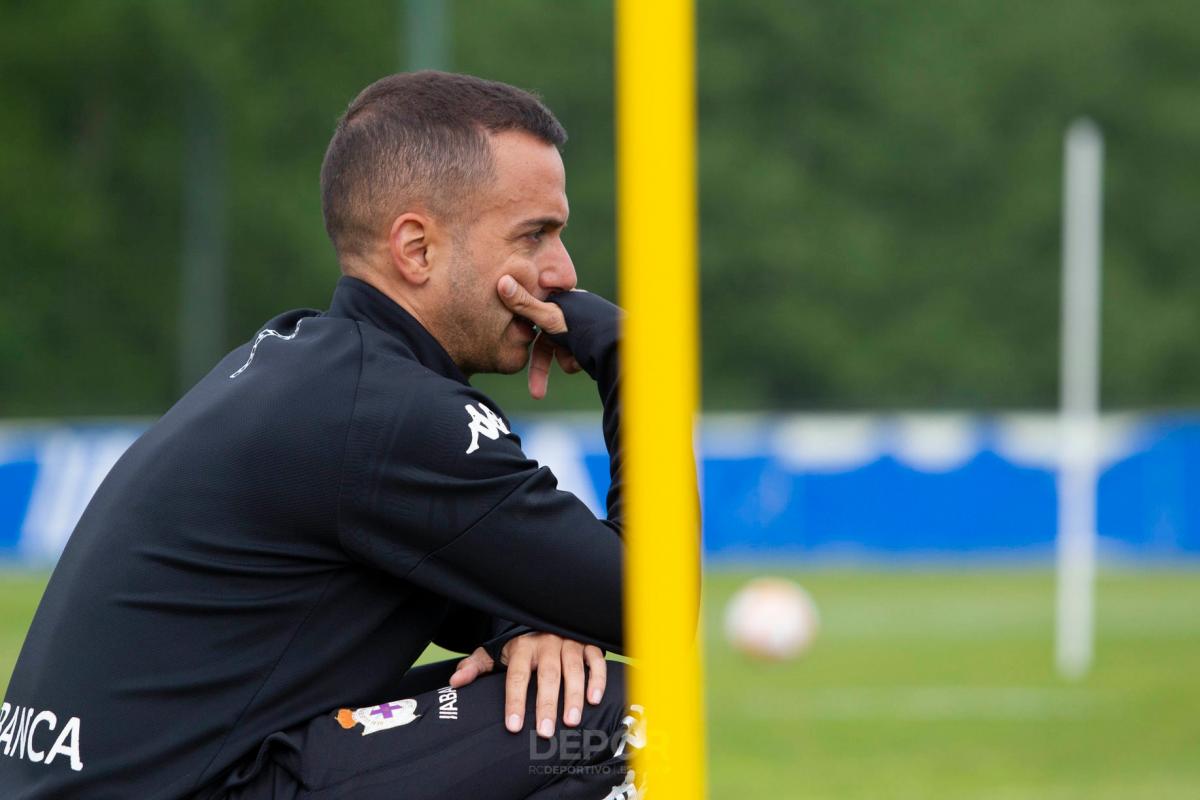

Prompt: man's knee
[
  {"left": 530, "top": 661, "right": 643, "bottom": 799},
  {"left": 575, "top": 660, "right": 644, "bottom": 758}
]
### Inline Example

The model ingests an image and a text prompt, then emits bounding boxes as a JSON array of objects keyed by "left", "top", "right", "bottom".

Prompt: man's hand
[
  {"left": 498, "top": 275, "right": 581, "bottom": 400},
  {"left": 448, "top": 631, "right": 607, "bottom": 737}
]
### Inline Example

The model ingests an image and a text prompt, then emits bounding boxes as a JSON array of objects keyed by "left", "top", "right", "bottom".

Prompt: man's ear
[{"left": 388, "top": 212, "right": 435, "bottom": 286}]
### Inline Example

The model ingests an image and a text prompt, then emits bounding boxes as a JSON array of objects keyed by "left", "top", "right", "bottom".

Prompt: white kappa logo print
[
  {"left": 465, "top": 403, "right": 510, "bottom": 454},
  {"left": 228, "top": 319, "right": 306, "bottom": 379}
]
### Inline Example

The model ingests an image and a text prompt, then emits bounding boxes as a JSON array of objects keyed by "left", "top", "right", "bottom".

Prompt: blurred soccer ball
[{"left": 724, "top": 577, "right": 820, "bottom": 660}]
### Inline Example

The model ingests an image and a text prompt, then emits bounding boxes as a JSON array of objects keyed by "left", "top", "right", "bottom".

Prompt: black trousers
[{"left": 219, "top": 659, "right": 639, "bottom": 800}]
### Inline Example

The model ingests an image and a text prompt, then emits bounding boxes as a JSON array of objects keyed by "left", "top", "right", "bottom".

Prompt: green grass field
[{"left": 3, "top": 568, "right": 1198, "bottom": 797}]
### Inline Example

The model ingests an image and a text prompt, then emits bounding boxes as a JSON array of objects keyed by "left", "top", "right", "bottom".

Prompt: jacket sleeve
[
  {"left": 545, "top": 291, "right": 622, "bottom": 524},
  {"left": 338, "top": 291, "right": 624, "bottom": 653},
  {"left": 431, "top": 604, "right": 532, "bottom": 657}
]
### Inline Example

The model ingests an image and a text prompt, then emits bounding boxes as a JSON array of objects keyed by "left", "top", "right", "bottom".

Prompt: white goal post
[{"left": 1056, "top": 118, "right": 1104, "bottom": 680}]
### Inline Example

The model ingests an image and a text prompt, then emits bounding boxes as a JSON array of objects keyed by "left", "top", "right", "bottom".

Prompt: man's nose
[{"left": 539, "top": 238, "right": 578, "bottom": 293}]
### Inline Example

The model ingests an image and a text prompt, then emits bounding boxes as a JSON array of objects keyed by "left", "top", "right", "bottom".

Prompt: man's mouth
[{"left": 513, "top": 315, "right": 537, "bottom": 340}]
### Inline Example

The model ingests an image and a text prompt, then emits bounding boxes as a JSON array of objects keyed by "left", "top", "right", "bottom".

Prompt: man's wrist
[
  {"left": 482, "top": 623, "right": 534, "bottom": 663},
  {"left": 546, "top": 291, "right": 621, "bottom": 383}
]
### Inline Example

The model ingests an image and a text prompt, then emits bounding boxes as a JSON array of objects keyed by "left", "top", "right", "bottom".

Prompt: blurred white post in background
[
  {"left": 179, "top": 77, "right": 227, "bottom": 391},
  {"left": 403, "top": 0, "right": 450, "bottom": 71},
  {"left": 1056, "top": 118, "right": 1104, "bottom": 680}
]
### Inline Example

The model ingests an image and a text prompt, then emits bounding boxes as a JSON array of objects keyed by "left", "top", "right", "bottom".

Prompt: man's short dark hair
[{"left": 320, "top": 71, "right": 568, "bottom": 263}]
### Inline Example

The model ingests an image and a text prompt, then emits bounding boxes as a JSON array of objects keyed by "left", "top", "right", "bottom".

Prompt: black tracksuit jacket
[{"left": 0, "top": 276, "right": 623, "bottom": 799}]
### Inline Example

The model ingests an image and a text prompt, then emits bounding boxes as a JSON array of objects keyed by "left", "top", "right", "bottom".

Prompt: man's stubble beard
[{"left": 437, "top": 243, "right": 528, "bottom": 377}]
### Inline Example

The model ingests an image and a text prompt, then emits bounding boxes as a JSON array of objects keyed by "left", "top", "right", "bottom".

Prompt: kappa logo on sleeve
[
  {"left": 464, "top": 403, "right": 510, "bottom": 454},
  {"left": 335, "top": 699, "right": 420, "bottom": 736}
]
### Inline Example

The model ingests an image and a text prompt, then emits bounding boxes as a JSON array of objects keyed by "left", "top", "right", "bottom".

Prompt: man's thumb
[
  {"left": 449, "top": 661, "right": 478, "bottom": 688},
  {"left": 498, "top": 276, "right": 567, "bottom": 335}
]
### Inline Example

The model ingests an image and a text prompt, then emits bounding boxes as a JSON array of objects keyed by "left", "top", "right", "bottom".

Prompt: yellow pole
[{"left": 616, "top": 0, "right": 705, "bottom": 796}]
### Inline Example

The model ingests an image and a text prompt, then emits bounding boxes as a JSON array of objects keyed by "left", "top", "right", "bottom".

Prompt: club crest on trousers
[{"left": 335, "top": 698, "right": 420, "bottom": 736}]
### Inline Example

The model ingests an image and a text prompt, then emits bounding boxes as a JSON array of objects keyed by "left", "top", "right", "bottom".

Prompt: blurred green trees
[{"left": 2, "top": 0, "right": 1199, "bottom": 415}]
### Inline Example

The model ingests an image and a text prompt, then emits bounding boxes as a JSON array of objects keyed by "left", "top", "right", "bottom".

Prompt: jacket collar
[{"left": 326, "top": 275, "right": 469, "bottom": 386}]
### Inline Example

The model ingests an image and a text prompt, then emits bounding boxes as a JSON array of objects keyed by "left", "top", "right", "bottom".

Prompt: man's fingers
[
  {"left": 528, "top": 333, "right": 554, "bottom": 400},
  {"left": 584, "top": 645, "right": 607, "bottom": 704},
  {"left": 534, "top": 637, "right": 562, "bottom": 739},
  {"left": 448, "top": 647, "right": 493, "bottom": 689},
  {"left": 498, "top": 274, "right": 576, "bottom": 402},
  {"left": 530, "top": 335, "right": 583, "bottom": 400},
  {"left": 499, "top": 633, "right": 593, "bottom": 737},
  {"left": 498, "top": 275, "right": 567, "bottom": 334},
  {"left": 448, "top": 661, "right": 479, "bottom": 688},
  {"left": 555, "top": 347, "right": 582, "bottom": 374},
  {"left": 504, "top": 638, "right": 535, "bottom": 733},
  {"left": 561, "top": 640, "right": 586, "bottom": 727}
]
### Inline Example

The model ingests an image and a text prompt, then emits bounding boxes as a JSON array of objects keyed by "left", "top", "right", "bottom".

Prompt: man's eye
[{"left": 526, "top": 229, "right": 545, "bottom": 243}]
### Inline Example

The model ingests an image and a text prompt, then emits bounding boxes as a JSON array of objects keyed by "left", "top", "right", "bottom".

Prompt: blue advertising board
[{"left": 1, "top": 414, "right": 1198, "bottom": 564}]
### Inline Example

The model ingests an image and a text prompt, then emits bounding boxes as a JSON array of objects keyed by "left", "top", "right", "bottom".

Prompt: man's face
[{"left": 433, "top": 130, "right": 576, "bottom": 376}]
